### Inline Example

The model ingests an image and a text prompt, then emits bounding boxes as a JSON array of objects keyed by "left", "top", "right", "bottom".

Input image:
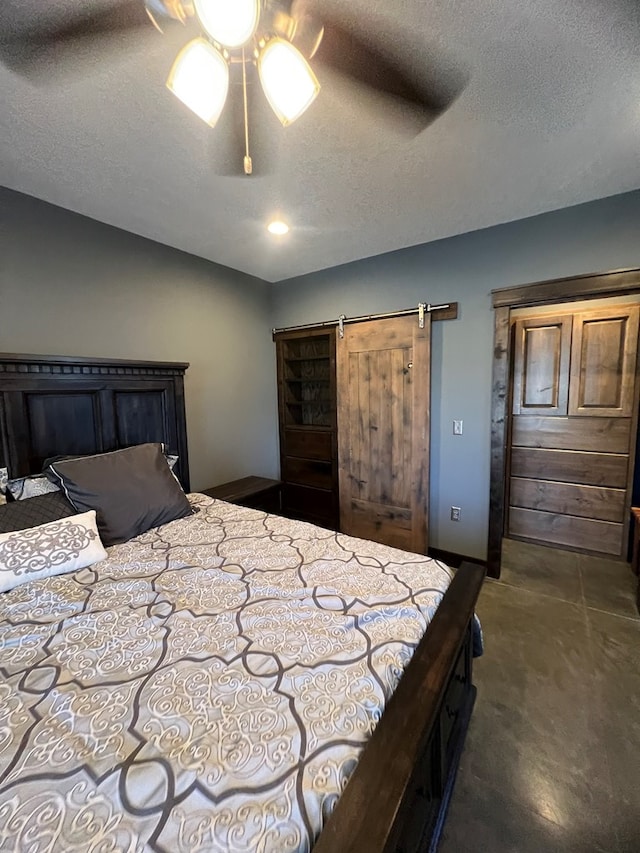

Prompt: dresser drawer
[
  {"left": 510, "top": 447, "right": 628, "bottom": 488},
  {"left": 282, "top": 456, "right": 333, "bottom": 489},
  {"left": 283, "top": 429, "right": 333, "bottom": 461}
]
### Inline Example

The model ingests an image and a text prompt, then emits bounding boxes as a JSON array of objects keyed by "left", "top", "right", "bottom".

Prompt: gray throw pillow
[
  {"left": 42, "top": 448, "right": 179, "bottom": 473},
  {"left": 0, "top": 492, "right": 76, "bottom": 534},
  {"left": 47, "top": 443, "right": 192, "bottom": 546}
]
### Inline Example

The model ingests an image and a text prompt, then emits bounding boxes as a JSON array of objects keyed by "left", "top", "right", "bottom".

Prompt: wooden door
[
  {"left": 507, "top": 302, "right": 639, "bottom": 557},
  {"left": 337, "top": 314, "right": 430, "bottom": 553}
]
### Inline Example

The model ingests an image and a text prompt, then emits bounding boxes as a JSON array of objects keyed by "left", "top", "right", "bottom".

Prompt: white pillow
[
  {"left": 0, "top": 510, "right": 107, "bottom": 593},
  {"left": 0, "top": 468, "right": 7, "bottom": 506}
]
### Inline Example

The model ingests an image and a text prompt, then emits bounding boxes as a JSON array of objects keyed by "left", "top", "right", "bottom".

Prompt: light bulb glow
[
  {"left": 194, "top": 0, "right": 259, "bottom": 48},
  {"left": 166, "top": 38, "right": 229, "bottom": 127},
  {"left": 258, "top": 38, "right": 320, "bottom": 126},
  {"left": 268, "top": 220, "right": 290, "bottom": 235}
]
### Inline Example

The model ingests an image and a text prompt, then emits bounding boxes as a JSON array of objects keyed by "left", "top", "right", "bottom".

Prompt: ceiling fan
[{"left": 0, "top": 1, "right": 466, "bottom": 175}]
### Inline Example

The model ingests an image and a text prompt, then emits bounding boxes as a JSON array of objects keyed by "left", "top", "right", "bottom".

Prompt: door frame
[{"left": 488, "top": 266, "right": 640, "bottom": 578}]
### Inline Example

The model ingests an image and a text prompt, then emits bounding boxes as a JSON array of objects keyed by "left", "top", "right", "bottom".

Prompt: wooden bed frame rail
[{"left": 314, "top": 562, "right": 485, "bottom": 853}]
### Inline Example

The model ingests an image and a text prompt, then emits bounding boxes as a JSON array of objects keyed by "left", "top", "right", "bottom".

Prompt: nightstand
[{"left": 201, "top": 476, "right": 282, "bottom": 513}]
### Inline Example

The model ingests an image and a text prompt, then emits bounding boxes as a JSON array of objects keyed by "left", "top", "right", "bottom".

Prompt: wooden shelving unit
[{"left": 275, "top": 327, "right": 338, "bottom": 528}]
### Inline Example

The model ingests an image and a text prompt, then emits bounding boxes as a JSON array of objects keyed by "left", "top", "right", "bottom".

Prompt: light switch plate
[{"left": 453, "top": 420, "right": 463, "bottom": 435}]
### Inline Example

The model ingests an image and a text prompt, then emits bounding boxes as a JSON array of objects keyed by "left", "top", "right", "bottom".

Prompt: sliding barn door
[
  {"left": 337, "top": 314, "right": 431, "bottom": 553},
  {"left": 508, "top": 303, "right": 639, "bottom": 556}
]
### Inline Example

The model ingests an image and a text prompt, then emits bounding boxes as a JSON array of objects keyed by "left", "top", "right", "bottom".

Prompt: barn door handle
[{"left": 407, "top": 362, "right": 413, "bottom": 369}]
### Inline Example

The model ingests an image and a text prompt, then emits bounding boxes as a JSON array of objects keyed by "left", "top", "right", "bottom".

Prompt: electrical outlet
[
  {"left": 453, "top": 420, "right": 463, "bottom": 435},
  {"left": 450, "top": 506, "right": 461, "bottom": 522}
]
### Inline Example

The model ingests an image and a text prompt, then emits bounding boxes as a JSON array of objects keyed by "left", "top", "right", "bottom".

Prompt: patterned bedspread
[{"left": 0, "top": 495, "right": 457, "bottom": 852}]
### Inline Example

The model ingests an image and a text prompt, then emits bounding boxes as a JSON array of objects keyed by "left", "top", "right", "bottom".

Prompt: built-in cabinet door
[
  {"left": 508, "top": 302, "right": 639, "bottom": 557},
  {"left": 337, "top": 314, "right": 431, "bottom": 553},
  {"left": 512, "top": 315, "right": 572, "bottom": 415},
  {"left": 568, "top": 305, "right": 639, "bottom": 417}
]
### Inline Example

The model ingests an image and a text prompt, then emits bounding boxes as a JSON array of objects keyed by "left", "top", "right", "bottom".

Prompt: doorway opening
[{"left": 488, "top": 267, "right": 640, "bottom": 579}]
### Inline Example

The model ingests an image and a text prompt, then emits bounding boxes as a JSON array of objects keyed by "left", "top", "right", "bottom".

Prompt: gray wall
[
  {"left": 3, "top": 185, "right": 639, "bottom": 559},
  {"left": 272, "top": 190, "right": 640, "bottom": 559},
  {"left": 0, "top": 187, "right": 279, "bottom": 490}
]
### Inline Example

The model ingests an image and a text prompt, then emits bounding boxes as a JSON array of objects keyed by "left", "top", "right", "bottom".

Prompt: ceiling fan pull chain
[{"left": 242, "top": 49, "right": 253, "bottom": 175}]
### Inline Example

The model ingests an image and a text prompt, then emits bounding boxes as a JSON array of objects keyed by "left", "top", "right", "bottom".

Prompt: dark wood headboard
[{"left": 0, "top": 353, "right": 190, "bottom": 491}]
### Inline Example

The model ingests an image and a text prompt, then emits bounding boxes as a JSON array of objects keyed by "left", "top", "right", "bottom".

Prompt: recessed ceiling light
[{"left": 268, "top": 220, "right": 289, "bottom": 236}]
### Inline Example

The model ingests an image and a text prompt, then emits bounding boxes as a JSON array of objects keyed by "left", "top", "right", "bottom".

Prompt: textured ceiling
[{"left": 1, "top": 0, "right": 639, "bottom": 282}]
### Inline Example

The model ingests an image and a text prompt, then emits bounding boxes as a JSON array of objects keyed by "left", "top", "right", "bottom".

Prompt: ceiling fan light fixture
[
  {"left": 166, "top": 38, "right": 229, "bottom": 127},
  {"left": 258, "top": 38, "right": 320, "bottom": 126},
  {"left": 145, "top": 0, "right": 189, "bottom": 32},
  {"left": 290, "top": 14, "right": 325, "bottom": 59},
  {"left": 193, "top": 0, "right": 260, "bottom": 49}
]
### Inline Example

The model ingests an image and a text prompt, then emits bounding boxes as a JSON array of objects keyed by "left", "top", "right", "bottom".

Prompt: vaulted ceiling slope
[{"left": 1, "top": 0, "right": 639, "bottom": 283}]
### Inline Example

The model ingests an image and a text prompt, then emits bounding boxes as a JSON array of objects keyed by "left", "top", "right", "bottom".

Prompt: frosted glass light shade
[
  {"left": 194, "top": 0, "right": 259, "bottom": 48},
  {"left": 258, "top": 38, "right": 320, "bottom": 126},
  {"left": 166, "top": 38, "right": 229, "bottom": 127},
  {"left": 145, "top": 0, "right": 187, "bottom": 32}
]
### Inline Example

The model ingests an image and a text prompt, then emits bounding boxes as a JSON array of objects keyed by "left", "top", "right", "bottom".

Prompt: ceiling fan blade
[
  {"left": 0, "top": 1, "right": 187, "bottom": 79},
  {"left": 1, "top": 1, "right": 150, "bottom": 47},
  {"left": 290, "top": 3, "right": 467, "bottom": 130},
  {"left": 316, "top": 25, "right": 440, "bottom": 112}
]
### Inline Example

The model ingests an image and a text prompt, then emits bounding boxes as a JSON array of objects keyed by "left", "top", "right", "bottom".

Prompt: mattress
[{"left": 0, "top": 495, "right": 456, "bottom": 852}]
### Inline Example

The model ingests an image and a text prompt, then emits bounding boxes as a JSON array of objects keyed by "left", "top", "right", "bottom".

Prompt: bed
[{"left": 0, "top": 353, "right": 485, "bottom": 852}]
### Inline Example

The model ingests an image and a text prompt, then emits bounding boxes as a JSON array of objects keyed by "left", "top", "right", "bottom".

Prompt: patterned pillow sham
[
  {"left": 0, "top": 492, "right": 77, "bottom": 535},
  {"left": 6, "top": 473, "right": 60, "bottom": 501},
  {"left": 0, "top": 510, "right": 107, "bottom": 593},
  {"left": 0, "top": 468, "right": 7, "bottom": 506}
]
